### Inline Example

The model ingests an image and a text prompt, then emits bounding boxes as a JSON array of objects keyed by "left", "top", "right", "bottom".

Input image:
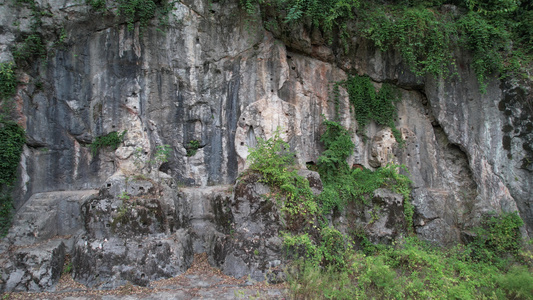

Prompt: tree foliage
[{"left": 242, "top": 0, "right": 533, "bottom": 87}]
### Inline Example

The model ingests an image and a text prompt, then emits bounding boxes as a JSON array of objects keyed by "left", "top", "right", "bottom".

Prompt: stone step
[{"left": 6, "top": 190, "right": 99, "bottom": 247}]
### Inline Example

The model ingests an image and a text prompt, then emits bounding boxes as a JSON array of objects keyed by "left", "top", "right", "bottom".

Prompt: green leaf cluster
[
  {"left": 0, "top": 62, "right": 18, "bottom": 102},
  {"left": 316, "top": 119, "right": 411, "bottom": 221},
  {"left": 337, "top": 75, "right": 402, "bottom": 142},
  {"left": 186, "top": 140, "right": 200, "bottom": 157},
  {"left": 117, "top": 0, "right": 157, "bottom": 31},
  {"left": 152, "top": 144, "right": 171, "bottom": 164},
  {"left": 247, "top": 129, "right": 317, "bottom": 221},
  {"left": 241, "top": 0, "right": 359, "bottom": 31},
  {"left": 12, "top": 0, "right": 46, "bottom": 66},
  {"left": 90, "top": 130, "right": 127, "bottom": 155},
  {"left": 283, "top": 226, "right": 350, "bottom": 270},
  {"left": 289, "top": 236, "right": 533, "bottom": 299},
  {"left": 88, "top": 0, "right": 173, "bottom": 32},
  {"left": 0, "top": 119, "right": 25, "bottom": 237},
  {"left": 0, "top": 119, "right": 26, "bottom": 187},
  {"left": 469, "top": 211, "right": 524, "bottom": 262},
  {"left": 0, "top": 194, "right": 14, "bottom": 237},
  {"left": 358, "top": 3, "right": 457, "bottom": 78},
  {"left": 243, "top": 0, "right": 533, "bottom": 90},
  {"left": 317, "top": 118, "right": 354, "bottom": 183}
]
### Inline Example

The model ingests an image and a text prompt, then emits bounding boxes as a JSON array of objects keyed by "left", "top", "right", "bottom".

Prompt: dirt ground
[{"left": 1, "top": 254, "right": 289, "bottom": 300}]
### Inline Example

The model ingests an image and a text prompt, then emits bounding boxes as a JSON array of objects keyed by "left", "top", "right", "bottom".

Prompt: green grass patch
[{"left": 288, "top": 235, "right": 533, "bottom": 299}]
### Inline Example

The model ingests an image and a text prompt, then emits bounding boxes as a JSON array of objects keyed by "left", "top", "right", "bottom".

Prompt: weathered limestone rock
[
  {"left": 3, "top": 190, "right": 99, "bottom": 248},
  {"left": 365, "top": 188, "right": 408, "bottom": 244},
  {"left": 0, "top": 240, "right": 65, "bottom": 292},
  {"left": 72, "top": 231, "right": 192, "bottom": 288},
  {"left": 0, "top": 0, "right": 532, "bottom": 291},
  {"left": 221, "top": 173, "right": 285, "bottom": 282},
  {"left": 69, "top": 177, "right": 193, "bottom": 288},
  {"left": 175, "top": 173, "right": 319, "bottom": 283},
  {"left": 175, "top": 186, "right": 234, "bottom": 263},
  {"left": 335, "top": 188, "right": 409, "bottom": 245},
  {"left": 0, "top": 191, "right": 96, "bottom": 292}
]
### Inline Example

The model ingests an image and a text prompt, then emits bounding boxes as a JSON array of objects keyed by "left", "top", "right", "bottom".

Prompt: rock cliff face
[{"left": 0, "top": 0, "right": 531, "bottom": 292}]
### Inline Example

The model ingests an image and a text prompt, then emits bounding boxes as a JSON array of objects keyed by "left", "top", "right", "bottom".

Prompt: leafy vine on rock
[{"left": 0, "top": 118, "right": 26, "bottom": 237}]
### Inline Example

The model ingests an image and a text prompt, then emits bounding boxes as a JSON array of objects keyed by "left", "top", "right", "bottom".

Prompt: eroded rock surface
[{"left": 0, "top": 0, "right": 532, "bottom": 292}]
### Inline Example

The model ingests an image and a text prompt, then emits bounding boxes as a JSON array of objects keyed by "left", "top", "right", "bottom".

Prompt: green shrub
[
  {"left": 358, "top": 3, "right": 456, "bottom": 78},
  {"left": 0, "top": 62, "right": 18, "bottom": 101},
  {"left": 320, "top": 226, "right": 348, "bottom": 269},
  {"left": 151, "top": 144, "right": 171, "bottom": 165},
  {"left": 247, "top": 129, "right": 317, "bottom": 223},
  {"left": 0, "top": 119, "right": 26, "bottom": 186},
  {"left": 87, "top": 0, "right": 107, "bottom": 12},
  {"left": 282, "top": 232, "right": 322, "bottom": 265},
  {"left": 0, "top": 194, "right": 14, "bottom": 237},
  {"left": 243, "top": 0, "right": 533, "bottom": 92},
  {"left": 317, "top": 118, "right": 354, "bottom": 184},
  {"left": 90, "top": 130, "right": 127, "bottom": 155},
  {"left": 12, "top": 0, "right": 47, "bottom": 66},
  {"left": 337, "top": 75, "right": 402, "bottom": 142},
  {"left": 496, "top": 265, "right": 533, "bottom": 300},
  {"left": 185, "top": 140, "right": 200, "bottom": 157},
  {"left": 13, "top": 33, "right": 46, "bottom": 65},
  {"left": 287, "top": 236, "right": 533, "bottom": 300},
  {"left": 118, "top": 0, "right": 158, "bottom": 31},
  {"left": 469, "top": 211, "right": 524, "bottom": 261},
  {"left": 0, "top": 119, "right": 25, "bottom": 238}
]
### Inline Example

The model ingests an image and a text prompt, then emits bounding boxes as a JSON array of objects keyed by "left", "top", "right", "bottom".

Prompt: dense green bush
[
  {"left": 289, "top": 236, "right": 533, "bottom": 299},
  {"left": 246, "top": 123, "right": 531, "bottom": 300},
  {"left": 87, "top": 0, "right": 173, "bottom": 32},
  {"left": 468, "top": 211, "right": 524, "bottom": 262},
  {"left": 90, "top": 130, "right": 127, "bottom": 155},
  {"left": 0, "top": 193, "right": 14, "bottom": 237},
  {"left": 316, "top": 119, "right": 412, "bottom": 223},
  {"left": 247, "top": 129, "right": 317, "bottom": 220},
  {"left": 186, "top": 140, "right": 200, "bottom": 157},
  {"left": 12, "top": 0, "right": 47, "bottom": 66},
  {"left": 242, "top": 0, "right": 533, "bottom": 88},
  {"left": 0, "top": 62, "right": 18, "bottom": 101},
  {"left": 0, "top": 119, "right": 26, "bottom": 186},
  {"left": 0, "top": 118, "right": 26, "bottom": 237},
  {"left": 317, "top": 118, "right": 354, "bottom": 183},
  {"left": 334, "top": 75, "right": 402, "bottom": 142},
  {"left": 117, "top": 0, "right": 157, "bottom": 30}
]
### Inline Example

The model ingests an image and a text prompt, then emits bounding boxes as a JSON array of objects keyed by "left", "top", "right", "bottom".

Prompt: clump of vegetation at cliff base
[
  {"left": 316, "top": 118, "right": 412, "bottom": 224},
  {"left": 0, "top": 117, "right": 26, "bottom": 237},
  {"left": 290, "top": 121, "right": 531, "bottom": 299},
  {"left": 247, "top": 129, "right": 317, "bottom": 226},
  {"left": 287, "top": 212, "right": 533, "bottom": 299},
  {"left": 241, "top": 0, "right": 533, "bottom": 89},
  {"left": 247, "top": 121, "right": 532, "bottom": 299},
  {"left": 90, "top": 130, "right": 127, "bottom": 155}
]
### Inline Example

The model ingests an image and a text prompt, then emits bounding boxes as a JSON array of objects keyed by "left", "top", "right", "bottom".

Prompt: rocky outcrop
[
  {"left": 0, "top": 0, "right": 532, "bottom": 291},
  {"left": 0, "top": 190, "right": 96, "bottom": 292},
  {"left": 0, "top": 240, "right": 65, "bottom": 292},
  {"left": 0, "top": 170, "right": 321, "bottom": 292}
]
